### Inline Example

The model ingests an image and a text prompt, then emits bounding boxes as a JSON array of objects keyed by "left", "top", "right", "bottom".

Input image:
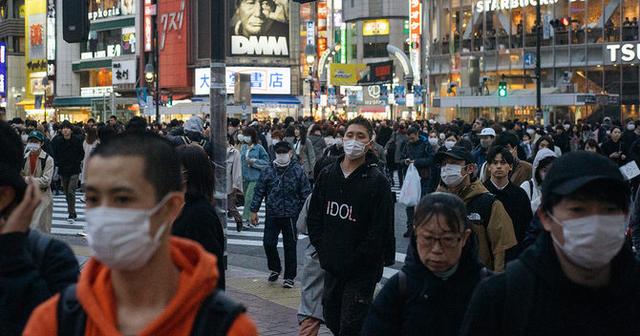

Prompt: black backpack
[{"left": 56, "top": 285, "right": 246, "bottom": 336}]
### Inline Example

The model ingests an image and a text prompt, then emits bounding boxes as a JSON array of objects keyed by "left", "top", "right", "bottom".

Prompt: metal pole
[
  {"left": 154, "top": 6, "right": 160, "bottom": 125},
  {"left": 535, "top": 0, "right": 542, "bottom": 121},
  {"left": 210, "top": 0, "right": 227, "bottom": 215}
]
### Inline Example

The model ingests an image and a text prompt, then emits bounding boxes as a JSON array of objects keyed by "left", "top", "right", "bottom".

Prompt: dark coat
[
  {"left": 171, "top": 132, "right": 213, "bottom": 158},
  {"left": 172, "top": 194, "right": 226, "bottom": 289},
  {"left": 50, "top": 134, "right": 85, "bottom": 176},
  {"left": 601, "top": 139, "right": 629, "bottom": 166},
  {"left": 553, "top": 132, "right": 571, "bottom": 154},
  {"left": 460, "top": 233, "right": 640, "bottom": 336},
  {"left": 0, "top": 230, "right": 79, "bottom": 335},
  {"left": 484, "top": 180, "right": 533, "bottom": 260},
  {"left": 250, "top": 162, "right": 311, "bottom": 218},
  {"left": 362, "top": 236, "right": 485, "bottom": 336},
  {"left": 307, "top": 154, "right": 394, "bottom": 279}
]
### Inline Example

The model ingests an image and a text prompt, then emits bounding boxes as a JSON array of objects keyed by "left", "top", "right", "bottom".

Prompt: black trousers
[
  {"left": 263, "top": 217, "right": 298, "bottom": 280},
  {"left": 323, "top": 271, "right": 379, "bottom": 336}
]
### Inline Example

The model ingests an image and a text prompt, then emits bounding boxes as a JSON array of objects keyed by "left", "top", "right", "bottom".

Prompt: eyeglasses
[{"left": 418, "top": 235, "right": 463, "bottom": 249}]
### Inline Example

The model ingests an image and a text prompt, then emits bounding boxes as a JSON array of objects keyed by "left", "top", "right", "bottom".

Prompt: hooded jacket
[
  {"left": 362, "top": 235, "right": 485, "bottom": 336},
  {"left": 307, "top": 153, "right": 394, "bottom": 279},
  {"left": 460, "top": 233, "right": 640, "bottom": 336},
  {"left": 23, "top": 238, "right": 257, "bottom": 336},
  {"left": 250, "top": 161, "right": 311, "bottom": 218},
  {"left": 520, "top": 148, "right": 556, "bottom": 213},
  {"left": 438, "top": 181, "right": 517, "bottom": 272},
  {"left": 50, "top": 134, "right": 85, "bottom": 176}
]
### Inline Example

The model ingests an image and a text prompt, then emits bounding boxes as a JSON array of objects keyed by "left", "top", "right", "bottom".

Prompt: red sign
[
  {"left": 144, "top": 0, "right": 154, "bottom": 52},
  {"left": 158, "top": 0, "right": 189, "bottom": 89},
  {"left": 410, "top": 0, "right": 422, "bottom": 42},
  {"left": 30, "top": 24, "right": 44, "bottom": 47}
]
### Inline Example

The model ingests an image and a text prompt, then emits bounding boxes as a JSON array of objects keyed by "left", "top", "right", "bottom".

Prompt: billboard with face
[{"left": 229, "top": 0, "right": 290, "bottom": 57}]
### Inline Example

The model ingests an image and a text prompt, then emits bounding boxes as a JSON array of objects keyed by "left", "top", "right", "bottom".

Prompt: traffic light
[{"left": 498, "top": 81, "right": 508, "bottom": 97}]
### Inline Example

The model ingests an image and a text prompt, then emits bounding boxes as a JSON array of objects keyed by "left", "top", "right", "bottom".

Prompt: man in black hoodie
[
  {"left": 461, "top": 152, "right": 640, "bottom": 335},
  {"left": 307, "top": 116, "right": 394, "bottom": 336},
  {"left": 0, "top": 120, "right": 79, "bottom": 335}
]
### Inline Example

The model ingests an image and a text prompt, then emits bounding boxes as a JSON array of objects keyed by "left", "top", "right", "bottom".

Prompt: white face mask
[
  {"left": 237, "top": 134, "right": 245, "bottom": 143},
  {"left": 428, "top": 137, "right": 439, "bottom": 146},
  {"left": 21, "top": 134, "right": 28, "bottom": 143},
  {"left": 274, "top": 153, "right": 291, "bottom": 167},
  {"left": 628, "top": 124, "right": 636, "bottom": 131},
  {"left": 25, "top": 143, "right": 41, "bottom": 152},
  {"left": 549, "top": 213, "right": 627, "bottom": 269},
  {"left": 243, "top": 136, "right": 251, "bottom": 144},
  {"left": 527, "top": 129, "right": 536, "bottom": 136},
  {"left": 85, "top": 195, "right": 173, "bottom": 271},
  {"left": 563, "top": 124, "right": 571, "bottom": 131},
  {"left": 343, "top": 139, "right": 370, "bottom": 159},
  {"left": 444, "top": 140, "right": 456, "bottom": 150},
  {"left": 440, "top": 164, "right": 466, "bottom": 187},
  {"left": 335, "top": 138, "right": 343, "bottom": 148},
  {"left": 439, "top": 133, "right": 446, "bottom": 140}
]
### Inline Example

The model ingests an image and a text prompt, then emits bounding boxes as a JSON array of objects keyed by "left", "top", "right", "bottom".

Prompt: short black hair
[
  {"left": 0, "top": 121, "right": 26, "bottom": 201},
  {"left": 345, "top": 116, "right": 373, "bottom": 139},
  {"left": 91, "top": 132, "right": 182, "bottom": 201},
  {"left": 493, "top": 131, "right": 519, "bottom": 148},
  {"left": 414, "top": 192, "right": 469, "bottom": 232},
  {"left": 126, "top": 116, "right": 148, "bottom": 133},
  {"left": 487, "top": 145, "right": 515, "bottom": 166}
]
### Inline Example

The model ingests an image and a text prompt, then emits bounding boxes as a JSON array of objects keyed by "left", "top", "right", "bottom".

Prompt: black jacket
[
  {"left": 377, "top": 126, "right": 393, "bottom": 147},
  {"left": 553, "top": 132, "right": 571, "bottom": 154},
  {"left": 172, "top": 194, "right": 225, "bottom": 289},
  {"left": 0, "top": 230, "right": 79, "bottom": 335},
  {"left": 307, "top": 153, "right": 394, "bottom": 279},
  {"left": 601, "top": 139, "right": 629, "bottom": 166},
  {"left": 484, "top": 180, "right": 533, "bottom": 260},
  {"left": 460, "top": 233, "right": 640, "bottom": 336},
  {"left": 362, "top": 235, "right": 485, "bottom": 336},
  {"left": 50, "top": 134, "right": 85, "bottom": 176}
]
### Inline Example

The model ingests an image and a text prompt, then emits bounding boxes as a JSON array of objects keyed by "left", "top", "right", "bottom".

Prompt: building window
[{"left": 363, "top": 35, "right": 389, "bottom": 58}]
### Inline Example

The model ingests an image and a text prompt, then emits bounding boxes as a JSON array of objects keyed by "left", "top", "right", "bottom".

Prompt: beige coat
[
  {"left": 22, "top": 150, "right": 54, "bottom": 233},
  {"left": 439, "top": 180, "right": 517, "bottom": 272}
]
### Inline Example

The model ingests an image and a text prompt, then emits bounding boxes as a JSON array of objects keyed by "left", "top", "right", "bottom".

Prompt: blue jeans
[{"left": 263, "top": 217, "right": 298, "bottom": 280}]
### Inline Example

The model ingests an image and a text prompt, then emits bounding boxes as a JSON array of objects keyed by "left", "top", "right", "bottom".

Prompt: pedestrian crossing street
[{"left": 52, "top": 173, "right": 405, "bottom": 278}]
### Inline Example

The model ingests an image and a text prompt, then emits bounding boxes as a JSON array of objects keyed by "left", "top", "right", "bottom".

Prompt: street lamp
[
  {"left": 144, "top": 63, "right": 154, "bottom": 84},
  {"left": 305, "top": 44, "right": 316, "bottom": 118}
]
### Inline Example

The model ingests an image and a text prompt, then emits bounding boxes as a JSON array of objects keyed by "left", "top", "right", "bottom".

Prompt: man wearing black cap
[
  {"left": 21, "top": 131, "right": 54, "bottom": 233},
  {"left": 436, "top": 146, "right": 516, "bottom": 272},
  {"left": 461, "top": 151, "right": 640, "bottom": 335},
  {"left": 400, "top": 126, "right": 435, "bottom": 237},
  {"left": 0, "top": 121, "right": 79, "bottom": 335},
  {"left": 250, "top": 141, "right": 311, "bottom": 288},
  {"left": 50, "top": 121, "right": 84, "bottom": 222}
]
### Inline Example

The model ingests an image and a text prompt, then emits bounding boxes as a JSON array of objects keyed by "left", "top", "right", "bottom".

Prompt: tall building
[
  {"left": 0, "top": 0, "right": 26, "bottom": 120},
  {"left": 427, "top": 0, "right": 640, "bottom": 123},
  {"left": 53, "top": 0, "right": 139, "bottom": 122}
]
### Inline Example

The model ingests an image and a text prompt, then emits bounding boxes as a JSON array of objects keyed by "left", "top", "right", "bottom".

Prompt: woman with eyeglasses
[{"left": 362, "top": 192, "right": 489, "bottom": 336}]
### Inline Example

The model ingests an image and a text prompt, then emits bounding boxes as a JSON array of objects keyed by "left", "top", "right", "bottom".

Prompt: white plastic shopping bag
[{"left": 398, "top": 163, "right": 422, "bottom": 207}]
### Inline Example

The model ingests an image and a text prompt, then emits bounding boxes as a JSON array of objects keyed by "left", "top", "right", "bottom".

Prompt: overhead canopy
[{"left": 251, "top": 95, "right": 301, "bottom": 108}]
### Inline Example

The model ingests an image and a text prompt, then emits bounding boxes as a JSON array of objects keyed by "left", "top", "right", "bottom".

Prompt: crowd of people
[{"left": 2, "top": 112, "right": 640, "bottom": 335}]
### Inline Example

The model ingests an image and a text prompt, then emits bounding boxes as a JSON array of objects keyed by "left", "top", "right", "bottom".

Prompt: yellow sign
[
  {"left": 25, "top": 0, "right": 47, "bottom": 102},
  {"left": 363, "top": 19, "right": 390, "bottom": 36},
  {"left": 329, "top": 64, "right": 367, "bottom": 86}
]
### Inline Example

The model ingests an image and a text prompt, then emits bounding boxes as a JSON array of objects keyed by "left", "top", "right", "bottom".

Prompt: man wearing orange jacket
[{"left": 24, "top": 132, "right": 257, "bottom": 336}]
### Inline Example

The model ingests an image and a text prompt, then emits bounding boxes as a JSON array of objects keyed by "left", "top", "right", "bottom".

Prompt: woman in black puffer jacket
[{"left": 362, "top": 192, "right": 489, "bottom": 336}]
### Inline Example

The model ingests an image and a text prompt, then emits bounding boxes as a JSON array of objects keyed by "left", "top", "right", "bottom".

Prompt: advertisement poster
[
  {"left": 25, "top": 0, "right": 47, "bottom": 101},
  {"left": 0, "top": 42, "right": 6, "bottom": 98},
  {"left": 229, "top": 0, "right": 290, "bottom": 57},
  {"left": 358, "top": 61, "right": 393, "bottom": 86},
  {"left": 329, "top": 63, "right": 367, "bottom": 86}
]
